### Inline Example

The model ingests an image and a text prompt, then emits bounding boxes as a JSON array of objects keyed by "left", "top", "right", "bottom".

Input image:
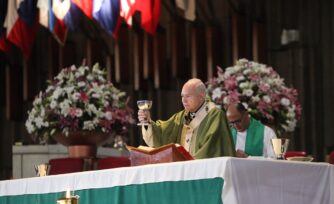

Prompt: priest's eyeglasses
[{"left": 228, "top": 113, "right": 245, "bottom": 127}]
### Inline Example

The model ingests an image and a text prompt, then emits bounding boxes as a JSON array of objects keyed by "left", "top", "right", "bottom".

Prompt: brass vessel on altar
[
  {"left": 57, "top": 189, "right": 79, "bottom": 204},
  {"left": 56, "top": 197, "right": 79, "bottom": 204},
  {"left": 34, "top": 163, "right": 50, "bottom": 177},
  {"left": 271, "top": 138, "right": 290, "bottom": 160}
]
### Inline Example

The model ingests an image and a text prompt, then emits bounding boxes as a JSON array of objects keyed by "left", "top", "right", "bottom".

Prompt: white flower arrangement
[
  {"left": 25, "top": 63, "right": 134, "bottom": 144},
  {"left": 207, "top": 59, "right": 302, "bottom": 135}
]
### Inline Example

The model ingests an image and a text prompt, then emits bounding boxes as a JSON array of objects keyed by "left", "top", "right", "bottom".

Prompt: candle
[{"left": 65, "top": 188, "right": 71, "bottom": 198}]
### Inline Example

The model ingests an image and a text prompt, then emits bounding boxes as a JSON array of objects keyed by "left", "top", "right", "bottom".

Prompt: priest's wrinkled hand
[
  {"left": 138, "top": 109, "right": 151, "bottom": 123},
  {"left": 236, "top": 149, "right": 248, "bottom": 158}
]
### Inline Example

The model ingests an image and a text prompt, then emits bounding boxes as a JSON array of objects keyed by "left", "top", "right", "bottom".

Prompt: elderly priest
[{"left": 138, "top": 78, "right": 235, "bottom": 159}]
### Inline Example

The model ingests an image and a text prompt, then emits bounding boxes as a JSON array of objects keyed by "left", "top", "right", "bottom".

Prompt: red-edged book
[{"left": 127, "top": 143, "right": 194, "bottom": 166}]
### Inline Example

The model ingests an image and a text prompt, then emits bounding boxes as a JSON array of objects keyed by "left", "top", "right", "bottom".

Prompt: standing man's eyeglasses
[{"left": 228, "top": 113, "right": 245, "bottom": 127}]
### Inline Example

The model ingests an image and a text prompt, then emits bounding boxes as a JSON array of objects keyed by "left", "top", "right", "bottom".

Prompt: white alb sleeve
[{"left": 141, "top": 125, "right": 154, "bottom": 147}]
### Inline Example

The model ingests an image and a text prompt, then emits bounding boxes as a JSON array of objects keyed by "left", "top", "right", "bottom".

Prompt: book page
[{"left": 137, "top": 146, "right": 155, "bottom": 151}]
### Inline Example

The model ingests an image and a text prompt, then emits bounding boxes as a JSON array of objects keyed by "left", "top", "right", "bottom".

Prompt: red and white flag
[
  {"left": 37, "top": 0, "right": 68, "bottom": 45},
  {"left": 120, "top": 0, "right": 161, "bottom": 35},
  {"left": 72, "top": 0, "right": 93, "bottom": 18},
  {"left": 4, "top": 0, "right": 38, "bottom": 59}
]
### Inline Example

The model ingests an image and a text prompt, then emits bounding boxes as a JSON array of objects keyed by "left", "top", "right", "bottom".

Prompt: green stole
[{"left": 231, "top": 117, "right": 264, "bottom": 156}]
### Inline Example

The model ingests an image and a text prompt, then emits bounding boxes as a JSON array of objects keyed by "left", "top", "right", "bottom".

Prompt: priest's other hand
[
  {"left": 138, "top": 109, "right": 151, "bottom": 123},
  {"left": 236, "top": 149, "right": 248, "bottom": 158}
]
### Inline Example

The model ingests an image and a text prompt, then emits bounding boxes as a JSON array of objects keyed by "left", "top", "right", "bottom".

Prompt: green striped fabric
[{"left": 0, "top": 178, "right": 224, "bottom": 204}]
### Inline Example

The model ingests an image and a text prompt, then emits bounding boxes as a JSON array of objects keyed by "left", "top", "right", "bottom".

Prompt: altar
[{"left": 1, "top": 157, "right": 333, "bottom": 204}]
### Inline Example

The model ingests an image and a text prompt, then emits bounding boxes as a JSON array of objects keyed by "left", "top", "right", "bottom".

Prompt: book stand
[{"left": 127, "top": 144, "right": 193, "bottom": 166}]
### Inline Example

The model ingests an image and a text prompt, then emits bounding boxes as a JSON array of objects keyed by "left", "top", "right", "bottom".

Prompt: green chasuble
[
  {"left": 231, "top": 117, "right": 264, "bottom": 156},
  {"left": 150, "top": 106, "right": 236, "bottom": 159}
]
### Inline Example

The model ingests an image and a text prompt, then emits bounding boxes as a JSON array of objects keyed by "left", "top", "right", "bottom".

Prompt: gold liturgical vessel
[
  {"left": 57, "top": 188, "right": 79, "bottom": 204},
  {"left": 34, "top": 164, "right": 50, "bottom": 177}
]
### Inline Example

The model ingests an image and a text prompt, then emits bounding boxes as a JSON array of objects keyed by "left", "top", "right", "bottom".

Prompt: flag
[
  {"left": 38, "top": 0, "right": 68, "bottom": 44},
  {"left": 52, "top": 19, "right": 67, "bottom": 45},
  {"left": 120, "top": 0, "right": 161, "bottom": 35},
  {"left": 120, "top": 0, "right": 135, "bottom": 26},
  {"left": 93, "top": 0, "right": 120, "bottom": 35},
  {"left": 53, "top": 0, "right": 83, "bottom": 31},
  {"left": 137, "top": 0, "right": 160, "bottom": 34},
  {"left": 0, "top": 36, "right": 11, "bottom": 53},
  {"left": 63, "top": 2, "right": 83, "bottom": 31},
  {"left": 175, "top": 0, "right": 196, "bottom": 21},
  {"left": 37, "top": 0, "right": 48, "bottom": 27},
  {"left": 18, "top": 0, "right": 38, "bottom": 25},
  {"left": 4, "top": 0, "right": 38, "bottom": 59},
  {"left": 52, "top": 0, "right": 71, "bottom": 20},
  {"left": 72, "top": 0, "right": 93, "bottom": 18}
]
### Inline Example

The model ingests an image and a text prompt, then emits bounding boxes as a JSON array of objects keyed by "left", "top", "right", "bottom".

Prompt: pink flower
[
  {"left": 99, "top": 119, "right": 113, "bottom": 129},
  {"left": 224, "top": 76, "right": 237, "bottom": 90},
  {"left": 80, "top": 92, "right": 89, "bottom": 103},
  {"left": 249, "top": 74, "right": 261, "bottom": 81},
  {"left": 227, "top": 90, "right": 240, "bottom": 104},
  {"left": 69, "top": 108, "right": 83, "bottom": 118},
  {"left": 268, "top": 67, "right": 277, "bottom": 77},
  {"left": 69, "top": 108, "right": 78, "bottom": 117},
  {"left": 259, "top": 83, "right": 270, "bottom": 92},
  {"left": 295, "top": 103, "right": 302, "bottom": 119},
  {"left": 105, "top": 111, "right": 113, "bottom": 120}
]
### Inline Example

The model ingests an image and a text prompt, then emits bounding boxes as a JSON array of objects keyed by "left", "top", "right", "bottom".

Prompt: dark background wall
[{"left": 1, "top": 0, "right": 334, "bottom": 179}]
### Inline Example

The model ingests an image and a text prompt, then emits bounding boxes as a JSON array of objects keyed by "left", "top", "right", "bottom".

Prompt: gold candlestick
[{"left": 56, "top": 188, "right": 79, "bottom": 204}]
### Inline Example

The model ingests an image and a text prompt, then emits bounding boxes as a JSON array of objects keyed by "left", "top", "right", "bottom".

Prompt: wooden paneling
[
  {"left": 191, "top": 24, "right": 207, "bottom": 80},
  {"left": 320, "top": 0, "right": 334, "bottom": 153},
  {"left": 231, "top": 14, "right": 247, "bottom": 61},
  {"left": 117, "top": 26, "right": 131, "bottom": 84},
  {"left": 24, "top": 51, "right": 41, "bottom": 102},
  {"left": 134, "top": 31, "right": 149, "bottom": 90},
  {"left": 61, "top": 42, "right": 77, "bottom": 68},
  {"left": 48, "top": 37, "right": 61, "bottom": 80},
  {"left": 206, "top": 25, "right": 223, "bottom": 79},
  {"left": 132, "top": 31, "right": 145, "bottom": 90},
  {"left": 5, "top": 64, "right": 23, "bottom": 121},
  {"left": 252, "top": 22, "right": 267, "bottom": 63},
  {"left": 89, "top": 39, "right": 106, "bottom": 67},
  {"left": 172, "top": 20, "right": 190, "bottom": 79},
  {"left": 265, "top": 0, "right": 283, "bottom": 50},
  {"left": 154, "top": 30, "right": 169, "bottom": 89},
  {"left": 0, "top": 54, "right": 6, "bottom": 107}
]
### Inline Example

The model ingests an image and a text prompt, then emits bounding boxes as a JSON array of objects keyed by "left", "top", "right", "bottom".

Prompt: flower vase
[
  {"left": 67, "top": 145, "right": 97, "bottom": 158},
  {"left": 52, "top": 131, "right": 112, "bottom": 158}
]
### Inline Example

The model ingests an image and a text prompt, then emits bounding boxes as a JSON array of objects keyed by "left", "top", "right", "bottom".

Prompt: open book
[{"left": 127, "top": 143, "right": 194, "bottom": 166}]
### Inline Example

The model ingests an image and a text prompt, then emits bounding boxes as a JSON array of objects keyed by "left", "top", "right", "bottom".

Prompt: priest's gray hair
[
  {"left": 186, "top": 78, "right": 207, "bottom": 95},
  {"left": 195, "top": 81, "right": 206, "bottom": 95}
]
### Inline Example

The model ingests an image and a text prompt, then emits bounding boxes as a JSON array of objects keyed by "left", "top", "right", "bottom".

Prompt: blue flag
[
  {"left": 93, "top": 0, "right": 120, "bottom": 34},
  {"left": 18, "top": 0, "right": 38, "bottom": 26},
  {"left": 63, "top": 1, "right": 83, "bottom": 31}
]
